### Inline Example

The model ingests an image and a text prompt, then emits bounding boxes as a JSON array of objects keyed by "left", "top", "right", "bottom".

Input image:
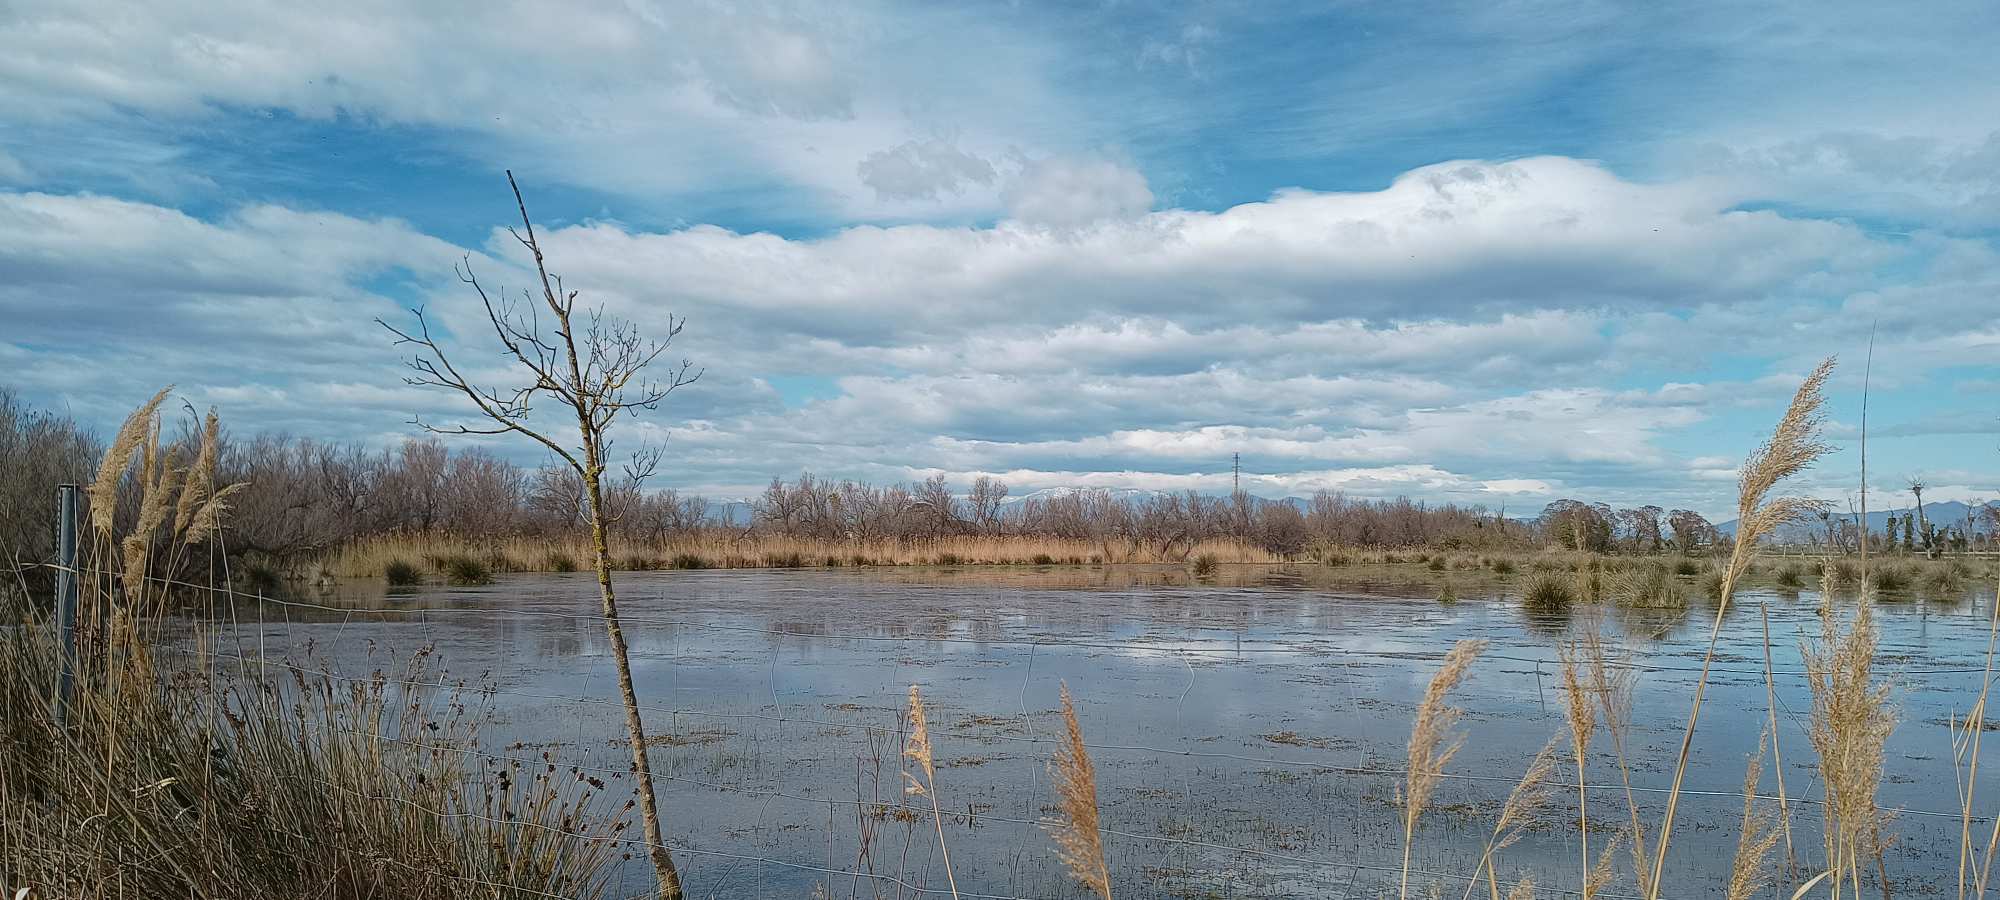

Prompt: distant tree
[
  {"left": 1910, "top": 479, "right": 1929, "bottom": 543},
  {"left": 968, "top": 475, "right": 1009, "bottom": 533},
  {"left": 912, "top": 473, "right": 961, "bottom": 538},
  {"left": 1621, "top": 505, "right": 1665, "bottom": 552},
  {"left": 1543, "top": 499, "right": 1614, "bottom": 553},
  {"left": 1667, "top": 509, "right": 1717, "bottom": 554},
  {"left": 1903, "top": 512, "right": 1915, "bottom": 550}
]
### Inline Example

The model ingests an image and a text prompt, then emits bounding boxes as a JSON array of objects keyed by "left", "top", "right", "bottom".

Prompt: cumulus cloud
[
  {"left": 0, "top": 149, "right": 1984, "bottom": 516},
  {"left": 857, "top": 137, "right": 997, "bottom": 201},
  {"left": 1003, "top": 157, "right": 1153, "bottom": 226}
]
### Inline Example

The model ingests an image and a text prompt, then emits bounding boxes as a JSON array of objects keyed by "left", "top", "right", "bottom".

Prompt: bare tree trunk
[{"left": 585, "top": 462, "right": 684, "bottom": 899}]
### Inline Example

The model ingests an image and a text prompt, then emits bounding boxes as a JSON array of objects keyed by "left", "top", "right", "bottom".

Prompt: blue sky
[{"left": 3, "top": 0, "right": 1998, "bottom": 516}]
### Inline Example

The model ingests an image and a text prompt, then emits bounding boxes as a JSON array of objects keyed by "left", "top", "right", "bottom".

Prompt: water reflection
[{"left": 187, "top": 565, "right": 1996, "bottom": 899}]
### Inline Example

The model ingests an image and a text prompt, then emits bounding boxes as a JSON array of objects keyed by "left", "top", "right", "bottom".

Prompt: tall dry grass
[
  {"left": 1803, "top": 585, "right": 1895, "bottom": 897},
  {"left": 0, "top": 390, "right": 617, "bottom": 899},
  {"left": 326, "top": 532, "right": 1280, "bottom": 579},
  {"left": 903, "top": 685, "right": 960, "bottom": 900},
  {"left": 1401, "top": 639, "right": 1485, "bottom": 900},
  {"left": 1045, "top": 683, "right": 1111, "bottom": 900},
  {"left": 1645, "top": 357, "right": 1835, "bottom": 899}
]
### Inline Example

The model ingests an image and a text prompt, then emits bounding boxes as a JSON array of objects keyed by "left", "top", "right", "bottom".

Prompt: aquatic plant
[
  {"left": 436, "top": 553, "right": 494, "bottom": 586},
  {"left": 383, "top": 557, "right": 423, "bottom": 586},
  {"left": 1521, "top": 572, "right": 1576, "bottom": 613}
]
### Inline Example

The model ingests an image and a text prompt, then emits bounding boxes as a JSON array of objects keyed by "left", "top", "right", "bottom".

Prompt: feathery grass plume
[
  {"left": 1646, "top": 358, "right": 1834, "bottom": 900},
  {"left": 182, "top": 482, "right": 247, "bottom": 547},
  {"left": 902, "top": 685, "right": 960, "bottom": 899},
  {"left": 1401, "top": 638, "right": 1486, "bottom": 900},
  {"left": 121, "top": 433, "right": 184, "bottom": 606},
  {"left": 1559, "top": 645, "right": 1599, "bottom": 898},
  {"left": 1726, "top": 729, "right": 1782, "bottom": 900},
  {"left": 1583, "top": 833, "right": 1623, "bottom": 900},
  {"left": 1804, "top": 589, "right": 1895, "bottom": 898},
  {"left": 1045, "top": 683, "right": 1110, "bottom": 900},
  {"left": 89, "top": 386, "right": 172, "bottom": 537},
  {"left": 1460, "top": 736, "right": 1557, "bottom": 900},
  {"left": 170, "top": 408, "right": 220, "bottom": 539}
]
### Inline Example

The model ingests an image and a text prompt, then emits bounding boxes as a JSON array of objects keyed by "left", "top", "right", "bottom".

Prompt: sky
[{"left": 3, "top": 0, "right": 1998, "bottom": 517}]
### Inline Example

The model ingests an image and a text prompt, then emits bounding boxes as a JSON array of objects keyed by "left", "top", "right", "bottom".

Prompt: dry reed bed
[{"left": 1, "top": 390, "right": 617, "bottom": 900}]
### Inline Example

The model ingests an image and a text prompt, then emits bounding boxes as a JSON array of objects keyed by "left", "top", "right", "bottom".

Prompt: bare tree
[
  {"left": 379, "top": 171, "right": 698, "bottom": 899},
  {"left": 968, "top": 475, "right": 1009, "bottom": 533},
  {"left": 1908, "top": 478, "right": 1930, "bottom": 550}
]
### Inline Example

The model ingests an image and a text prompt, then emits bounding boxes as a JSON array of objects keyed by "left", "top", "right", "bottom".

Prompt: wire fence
[{"left": 28, "top": 561, "right": 2000, "bottom": 899}]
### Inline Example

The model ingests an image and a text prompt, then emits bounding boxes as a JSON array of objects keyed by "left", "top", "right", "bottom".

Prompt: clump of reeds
[
  {"left": 1823, "top": 557, "right": 1861, "bottom": 584},
  {"left": 8, "top": 389, "right": 613, "bottom": 899},
  {"left": 1608, "top": 562, "right": 1686, "bottom": 610},
  {"left": 436, "top": 553, "right": 494, "bottom": 586},
  {"left": 903, "top": 685, "right": 960, "bottom": 899},
  {"left": 1490, "top": 558, "right": 1517, "bottom": 575},
  {"left": 1437, "top": 581, "right": 1460, "bottom": 603},
  {"left": 1401, "top": 639, "right": 1485, "bottom": 899},
  {"left": 1189, "top": 552, "right": 1219, "bottom": 578},
  {"left": 1, "top": 625, "right": 617, "bottom": 899},
  {"left": 1521, "top": 572, "right": 1576, "bottom": 613},
  {"left": 543, "top": 550, "right": 579, "bottom": 572},
  {"left": 1869, "top": 564, "right": 1911, "bottom": 593},
  {"left": 1672, "top": 558, "right": 1704, "bottom": 577},
  {"left": 383, "top": 557, "right": 423, "bottom": 586},
  {"left": 1774, "top": 562, "right": 1806, "bottom": 588},
  {"left": 1044, "top": 683, "right": 1111, "bottom": 900}
]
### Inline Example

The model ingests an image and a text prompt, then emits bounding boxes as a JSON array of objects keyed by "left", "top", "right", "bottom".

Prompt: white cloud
[
  {"left": 0, "top": 150, "right": 1982, "bottom": 516},
  {"left": 1003, "top": 157, "right": 1153, "bottom": 226}
]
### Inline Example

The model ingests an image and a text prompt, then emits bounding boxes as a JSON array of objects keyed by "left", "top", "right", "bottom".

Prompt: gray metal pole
[{"left": 54, "top": 483, "right": 78, "bottom": 727}]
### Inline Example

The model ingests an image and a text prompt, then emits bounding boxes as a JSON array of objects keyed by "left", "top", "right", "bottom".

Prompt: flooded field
[{"left": 198, "top": 565, "right": 1997, "bottom": 898}]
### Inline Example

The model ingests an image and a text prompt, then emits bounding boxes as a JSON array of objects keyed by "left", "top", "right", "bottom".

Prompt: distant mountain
[{"left": 1718, "top": 500, "right": 1994, "bottom": 541}]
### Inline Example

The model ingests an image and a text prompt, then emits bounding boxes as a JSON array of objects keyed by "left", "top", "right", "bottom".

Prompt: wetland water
[{"left": 207, "top": 565, "right": 1996, "bottom": 898}]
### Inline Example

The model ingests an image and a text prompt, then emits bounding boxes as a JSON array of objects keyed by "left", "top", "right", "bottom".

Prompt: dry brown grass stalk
[
  {"left": 1460, "top": 736, "right": 1558, "bottom": 900},
  {"left": 1582, "top": 628, "right": 1650, "bottom": 882},
  {"left": 1558, "top": 645, "right": 1598, "bottom": 898},
  {"left": 1646, "top": 358, "right": 1834, "bottom": 900},
  {"left": 1727, "top": 730, "right": 1782, "bottom": 900},
  {"left": 1402, "top": 638, "right": 1486, "bottom": 900},
  {"left": 1045, "top": 683, "right": 1110, "bottom": 900},
  {"left": 1805, "top": 590, "right": 1895, "bottom": 900},
  {"left": 902, "top": 685, "right": 960, "bottom": 899}
]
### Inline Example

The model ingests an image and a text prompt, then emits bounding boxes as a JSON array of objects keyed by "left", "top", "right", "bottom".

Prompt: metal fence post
[{"left": 54, "top": 483, "right": 78, "bottom": 728}]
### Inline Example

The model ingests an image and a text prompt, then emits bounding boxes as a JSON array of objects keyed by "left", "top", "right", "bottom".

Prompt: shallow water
[{"left": 199, "top": 565, "right": 1998, "bottom": 898}]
